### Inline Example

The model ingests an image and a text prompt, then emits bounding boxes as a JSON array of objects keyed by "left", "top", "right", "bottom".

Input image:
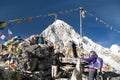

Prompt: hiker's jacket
[{"left": 81, "top": 53, "right": 98, "bottom": 69}]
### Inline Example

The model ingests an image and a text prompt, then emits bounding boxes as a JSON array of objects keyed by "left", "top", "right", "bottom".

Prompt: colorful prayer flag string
[
  {"left": 85, "top": 9, "right": 120, "bottom": 33},
  {"left": 0, "top": 7, "right": 119, "bottom": 34}
]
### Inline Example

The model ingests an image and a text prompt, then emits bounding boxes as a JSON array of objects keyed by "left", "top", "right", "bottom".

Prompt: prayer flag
[
  {"left": 0, "top": 33, "right": 6, "bottom": 40},
  {"left": 0, "top": 21, "right": 7, "bottom": 29},
  {"left": 80, "top": 8, "right": 85, "bottom": 18},
  {"left": 8, "top": 29, "right": 13, "bottom": 40},
  {"left": 8, "top": 29, "right": 13, "bottom": 35}
]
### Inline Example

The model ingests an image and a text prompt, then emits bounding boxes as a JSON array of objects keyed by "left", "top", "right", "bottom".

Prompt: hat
[{"left": 89, "top": 50, "right": 98, "bottom": 58}]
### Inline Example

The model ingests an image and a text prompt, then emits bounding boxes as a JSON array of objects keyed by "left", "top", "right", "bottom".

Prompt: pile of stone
[
  {"left": 0, "top": 35, "right": 54, "bottom": 80},
  {"left": 0, "top": 35, "right": 120, "bottom": 80}
]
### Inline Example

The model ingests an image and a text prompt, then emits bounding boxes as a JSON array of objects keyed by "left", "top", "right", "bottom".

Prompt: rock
[
  {"left": 0, "top": 35, "right": 54, "bottom": 80},
  {"left": 110, "top": 77, "right": 120, "bottom": 80},
  {"left": 70, "top": 59, "right": 82, "bottom": 80},
  {"left": 103, "top": 72, "right": 120, "bottom": 80},
  {"left": 1, "top": 34, "right": 120, "bottom": 80}
]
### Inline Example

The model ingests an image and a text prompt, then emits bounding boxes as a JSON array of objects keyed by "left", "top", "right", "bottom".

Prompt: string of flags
[
  {"left": 0, "top": 7, "right": 79, "bottom": 30},
  {"left": 0, "top": 7, "right": 120, "bottom": 33},
  {"left": 84, "top": 10, "right": 120, "bottom": 33}
]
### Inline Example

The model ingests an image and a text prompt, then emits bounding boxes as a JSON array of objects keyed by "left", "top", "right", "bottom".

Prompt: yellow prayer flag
[
  {"left": 48, "top": 14, "right": 52, "bottom": 16},
  {"left": 8, "top": 45, "right": 13, "bottom": 52},
  {"left": 0, "top": 22, "right": 7, "bottom": 27},
  {"left": 16, "top": 19, "right": 21, "bottom": 24}
]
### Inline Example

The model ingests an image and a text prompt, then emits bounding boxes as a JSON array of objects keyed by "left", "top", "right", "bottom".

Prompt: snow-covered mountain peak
[
  {"left": 42, "top": 19, "right": 81, "bottom": 45},
  {"left": 52, "top": 19, "right": 66, "bottom": 25},
  {"left": 41, "top": 19, "right": 120, "bottom": 71},
  {"left": 110, "top": 44, "right": 120, "bottom": 55}
]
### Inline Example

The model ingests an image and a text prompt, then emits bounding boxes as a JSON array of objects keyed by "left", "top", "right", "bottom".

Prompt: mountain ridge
[{"left": 41, "top": 19, "right": 120, "bottom": 71}]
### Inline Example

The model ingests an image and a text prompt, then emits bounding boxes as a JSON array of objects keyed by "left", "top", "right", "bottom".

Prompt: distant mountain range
[{"left": 41, "top": 19, "right": 120, "bottom": 71}]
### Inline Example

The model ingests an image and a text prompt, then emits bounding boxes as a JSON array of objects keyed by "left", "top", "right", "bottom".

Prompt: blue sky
[{"left": 0, "top": 0, "right": 120, "bottom": 48}]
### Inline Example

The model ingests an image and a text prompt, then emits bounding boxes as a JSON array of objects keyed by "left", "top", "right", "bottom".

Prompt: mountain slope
[
  {"left": 42, "top": 20, "right": 81, "bottom": 46},
  {"left": 41, "top": 19, "right": 120, "bottom": 71}
]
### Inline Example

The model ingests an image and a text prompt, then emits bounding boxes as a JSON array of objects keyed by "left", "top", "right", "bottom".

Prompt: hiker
[
  {"left": 38, "top": 35, "right": 44, "bottom": 44},
  {"left": 54, "top": 42, "right": 61, "bottom": 52},
  {"left": 81, "top": 51, "right": 103, "bottom": 80},
  {"left": 51, "top": 50, "right": 61, "bottom": 79},
  {"left": 65, "top": 40, "right": 77, "bottom": 58}
]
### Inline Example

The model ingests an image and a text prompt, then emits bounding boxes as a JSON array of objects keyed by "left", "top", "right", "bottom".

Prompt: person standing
[
  {"left": 65, "top": 40, "right": 77, "bottom": 58},
  {"left": 51, "top": 50, "right": 60, "bottom": 79},
  {"left": 81, "top": 51, "right": 101, "bottom": 80}
]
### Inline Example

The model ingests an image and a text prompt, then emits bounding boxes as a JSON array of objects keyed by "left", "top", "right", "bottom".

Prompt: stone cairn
[
  {"left": 0, "top": 35, "right": 54, "bottom": 80},
  {"left": 0, "top": 35, "right": 120, "bottom": 80}
]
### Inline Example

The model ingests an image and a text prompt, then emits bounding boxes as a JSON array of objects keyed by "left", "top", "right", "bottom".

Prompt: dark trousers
[{"left": 89, "top": 69, "right": 100, "bottom": 80}]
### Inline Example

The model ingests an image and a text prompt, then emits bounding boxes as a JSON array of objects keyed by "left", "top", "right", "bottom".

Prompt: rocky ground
[
  {"left": 0, "top": 36, "right": 54, "bottom": 80},
  {"left": 0, "top": 35, "right": 120, "bottom": 80}
]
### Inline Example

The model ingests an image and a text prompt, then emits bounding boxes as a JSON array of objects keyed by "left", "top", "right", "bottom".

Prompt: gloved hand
[{"left": 99, "top": 71, "right": 102, "bottom": 75}]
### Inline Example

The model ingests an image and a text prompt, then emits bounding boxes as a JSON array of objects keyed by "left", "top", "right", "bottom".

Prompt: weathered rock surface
[
  {"left": 0, "top": 34, "right": 120, "bottom": 80},
  {"left": 0, "top": 36, "right": 53, "bottom": 80}
]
